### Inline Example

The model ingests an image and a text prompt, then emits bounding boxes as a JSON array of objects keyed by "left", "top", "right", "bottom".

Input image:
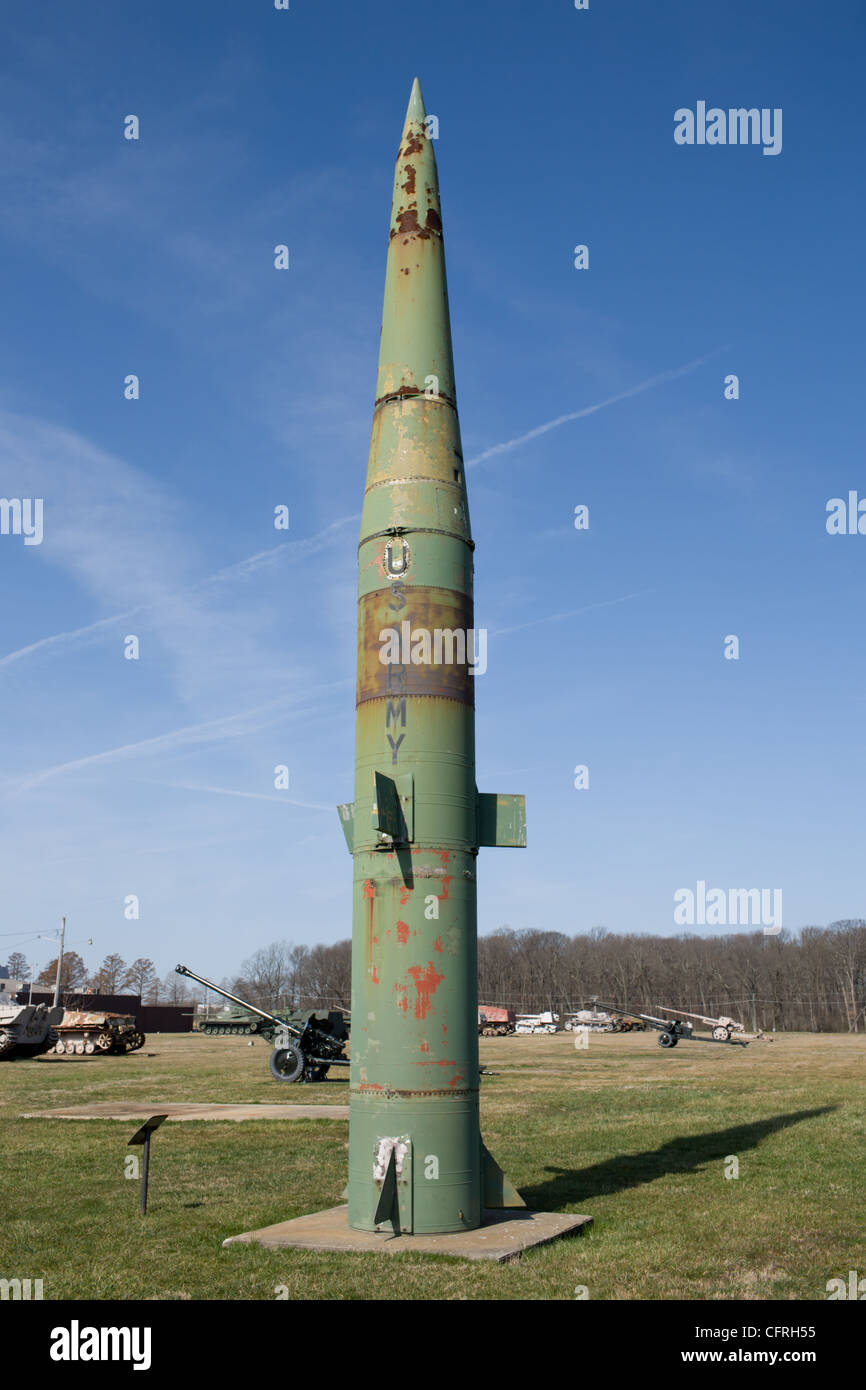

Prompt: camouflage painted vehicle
[
  {"left": 53, "top": 1010, "right": 145, "bottom": 1055},
  {"left": 0, "top": 1000, "right": 64, "bottom": 1060},
  {"left": 177, "top": 964, "right": 350, "bottom": 1083},
  {"left": 196, "top": 1002, "right": 269, "bottom": 1037}
]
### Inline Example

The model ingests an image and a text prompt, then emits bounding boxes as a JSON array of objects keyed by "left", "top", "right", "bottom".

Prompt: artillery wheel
[
  {"left": 657, "top": 1032, "right": 678, "bottom": 1048},
  {"left": 269, "top": 1042, "right": 305, "bottom": 1083},
  {"left": 128, "top": 1032, "right": 145, "bottom": 1051},
  {"left": 95, "top": 1033, "right": 112, "bottom": 1052},
  {"left": 713, "top": 1025, "right": 731, "bottom": 1041}
]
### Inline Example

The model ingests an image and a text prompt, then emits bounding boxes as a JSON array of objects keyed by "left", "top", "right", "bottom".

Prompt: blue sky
[{"left": 1, "top": 0, "right": 863, "bottom": 982}]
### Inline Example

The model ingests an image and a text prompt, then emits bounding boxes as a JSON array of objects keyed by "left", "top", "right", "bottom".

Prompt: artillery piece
[
  {"left": 596, "top": 1002, "right": 750, "bottom": 1049},
  {"left": 175, "top": 964, "right": 350, "bottom": 1083}
]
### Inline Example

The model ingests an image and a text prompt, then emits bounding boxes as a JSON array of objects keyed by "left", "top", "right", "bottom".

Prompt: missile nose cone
[
  {"left": 405, "top": 76, "right": 426, "bottom": 124},
  {"left": 377, "top": 79, "right": 454, "bottom": 405}
]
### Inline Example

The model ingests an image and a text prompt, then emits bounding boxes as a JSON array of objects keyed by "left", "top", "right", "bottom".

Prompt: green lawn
[{"left": 3, "top": 1030, "right": 862, "bottom": 1300}]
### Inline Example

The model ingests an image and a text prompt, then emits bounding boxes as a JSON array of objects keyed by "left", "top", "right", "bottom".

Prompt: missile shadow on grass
[{"left": 519, "top": 1107, "right": 836, "bottom": 1209}]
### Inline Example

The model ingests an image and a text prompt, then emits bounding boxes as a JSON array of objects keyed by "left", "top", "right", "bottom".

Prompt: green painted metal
[{"left": 340, "top": 78, "right": 526, "bottom": 1236}]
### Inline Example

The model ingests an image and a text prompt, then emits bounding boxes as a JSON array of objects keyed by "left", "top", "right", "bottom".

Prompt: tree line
[
  {"left": 8, "top": 918, "right": 864, "bottom": 1031},
  {"left": 476, "top": 921, "right": 866, "bottom": 1032}
]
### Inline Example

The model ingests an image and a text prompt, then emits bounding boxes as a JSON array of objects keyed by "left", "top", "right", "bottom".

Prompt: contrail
[
  {"left": 466, "top": 350, "right": 724, "bottom": 468},
  {"left": 160, "top": 781, "right": 334, "bottom": 813},
  {"left": 492, "top": 591, "right": 642, "bottom": 637},
  {"left": 6, "top": 681, "right": 351, "bottom": 797},
  {"left": 0, "top": 515, "right": 359, "bottom": 670}
]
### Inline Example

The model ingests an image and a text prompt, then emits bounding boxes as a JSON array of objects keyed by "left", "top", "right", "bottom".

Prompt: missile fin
[
  {"left": 477, "top": 792, "right": 527, "bottom": 848},
  {"left": 336, "top": 802, "right": 355, "bottom": 853},
  {"left": 373, "top": 1147, "right": 400, "bottom": 1229},
  {"left": 481, "top": 1141, "right": 526, "bottom": 1209},
  {"left": 372, "top": 771, "right": 414, "bottom": 844}
]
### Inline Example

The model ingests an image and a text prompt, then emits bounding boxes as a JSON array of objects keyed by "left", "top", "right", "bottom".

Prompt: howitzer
[
  {"left": 595, "top": 1002, "right": 749, "bottom": 1049},
  {"left": 175, "top": 964, "right": 350, "bottom": 1082}
]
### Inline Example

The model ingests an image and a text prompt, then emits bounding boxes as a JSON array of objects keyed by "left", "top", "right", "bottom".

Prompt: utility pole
[{"left": 52, "top": 916, "right": 66, "bottom": 1007}]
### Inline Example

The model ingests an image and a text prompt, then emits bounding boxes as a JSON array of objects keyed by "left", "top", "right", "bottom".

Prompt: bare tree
[
  {"left": 37, "top": 951, "right": 88, "bottom": 992},
  {"left": 123, "top": 958, "right": 156, "bottom": 997}
]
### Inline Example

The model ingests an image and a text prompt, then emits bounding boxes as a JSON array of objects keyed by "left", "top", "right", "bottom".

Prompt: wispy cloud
[{"left": 466, "top": 351, "right": 724, "bottom": 468}]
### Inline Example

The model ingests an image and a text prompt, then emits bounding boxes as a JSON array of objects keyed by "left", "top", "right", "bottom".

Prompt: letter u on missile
[{"left": 338, "top": 78, "right": 526, "bottom": 1236}]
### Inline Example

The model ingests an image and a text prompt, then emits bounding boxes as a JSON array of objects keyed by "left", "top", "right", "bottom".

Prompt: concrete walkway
[{"left": 19, "top": 1101, "right": 349, "bottom": 1122}]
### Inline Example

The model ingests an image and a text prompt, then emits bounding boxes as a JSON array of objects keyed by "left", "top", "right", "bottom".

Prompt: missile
[{"left": 337, "top": 79, "right": 526, "bottom": 1236}]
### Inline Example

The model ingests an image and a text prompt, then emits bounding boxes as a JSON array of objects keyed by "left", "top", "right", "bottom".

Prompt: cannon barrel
[{"left": 175, "top": 964, "right": 302, "bottom": 1037}]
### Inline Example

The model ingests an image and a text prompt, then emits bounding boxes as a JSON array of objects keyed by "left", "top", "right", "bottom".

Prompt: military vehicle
[
  {"left": 0, "top": 999, "right": 64, "bottom": 1060},
  {"left": 478, "top": 1005, "right": 516, "bottom": 1036},
  {"left": 175, "top": 964, "right": 350, "bottom": 1083},
  {"left": 53, "top": 1010, "right": 145, "bottom": 1055},
  {"left": 597, "top": 1002, "right": 750, "bottom": 1049},
  {"left": 565, "top": 1008, "right": 646, "bottom": 1033},
  {"left": 657, "top": 1005, "right": 757, "bottom": 1041}
]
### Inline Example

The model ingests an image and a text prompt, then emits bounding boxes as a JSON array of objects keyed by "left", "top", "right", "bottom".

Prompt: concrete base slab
[
  {"left": 224, "top": 1203, "right": 591, "bottom": 1262},
  {"left": 19, "top": 1102, "right": 349, "bottom": 1123}
]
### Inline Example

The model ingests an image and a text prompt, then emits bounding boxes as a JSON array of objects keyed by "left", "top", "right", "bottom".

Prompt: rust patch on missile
[
  {"left": 402, "top": 130, "right": 425, "bottom": 157},
  {"left": 357, "top": 586, "right": 476, "bottom": 706},
  {"left": 408, "top": 961, "right": 444, "bottom": 1020},
  {"left": 402, "top": 164, "right": 416, "bottom": 195},
  {"left": 389, "top": 205, "right": 442, "bottom": 242}
]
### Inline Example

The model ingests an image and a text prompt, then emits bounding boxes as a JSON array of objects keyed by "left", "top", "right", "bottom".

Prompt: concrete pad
[
  {"left": 224, "top": 1203, "right": 591, "bottom": 1262},
  {"left": 19, "top": 1101, "right": 349, "bottom": 1122}
]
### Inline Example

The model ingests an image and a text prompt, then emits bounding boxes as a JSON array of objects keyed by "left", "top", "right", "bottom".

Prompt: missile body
[{"left": 338, "top": 80, "right": 525, "bottom": 1236}]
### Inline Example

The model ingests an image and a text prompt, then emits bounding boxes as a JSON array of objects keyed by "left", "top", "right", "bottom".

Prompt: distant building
[{"left": 0, "top": 965, "right": 24, "bottom": 996}]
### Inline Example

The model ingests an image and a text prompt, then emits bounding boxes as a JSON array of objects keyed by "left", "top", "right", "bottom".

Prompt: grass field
[{"left": 3, "top": 1030, "right": 864, "bottom": 1301}]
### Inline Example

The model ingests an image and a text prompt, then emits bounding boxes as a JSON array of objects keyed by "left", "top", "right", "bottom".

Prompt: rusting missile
[{"left": 337, "top": 78, "right": 526, "bottom": 1235}]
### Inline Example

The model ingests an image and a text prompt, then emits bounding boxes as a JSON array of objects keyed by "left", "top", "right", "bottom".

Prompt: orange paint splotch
[
  {"left": 371, "top": 965, "right": 380, "bottom": 984},
  {"left": 448, "top": 1074, "right": 463, "bottom": 1089},
  {"left": 439, "top": 876, "right": 452, "bottom": 901},
  {"left": 419, "top": 1041, "right": 429, "bottom": 1054},
  {"left": 396, "top": 920, "right": 409, "bottom": 945},
  {"left": 407, "top": 961, "right": 445, "bottom": 1020},
  {"left": 362, "top": 880, "right": 375, "bottom": 900},
  {"left": 433, "top": 936, "right": 443, "bottom": 953},
  {"left": 399, "top": 887, "right": 411, "bottom": 905}
]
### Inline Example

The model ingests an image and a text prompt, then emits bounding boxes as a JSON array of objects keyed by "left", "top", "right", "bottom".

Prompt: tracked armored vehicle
[
  {"left": 0, "top": 1000, "right": 64, "bottom": 1060},
  {"left": 53, "top": 1010, "right": 145, "bottom": 1055},
  {"left": 176, "top": 964, "right": 349, "bottom": 1083}
]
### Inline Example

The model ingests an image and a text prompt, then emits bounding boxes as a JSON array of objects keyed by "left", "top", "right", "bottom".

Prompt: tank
[
  {"left": 53, "top": 1010, "right": 145, "bottom": 1056},
  {"left": 196, "top": 1003, "right": 270, "bottom": 1037},
  {"left": 0, "top": 1000, "right": 64, "bottom": 1060}
]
